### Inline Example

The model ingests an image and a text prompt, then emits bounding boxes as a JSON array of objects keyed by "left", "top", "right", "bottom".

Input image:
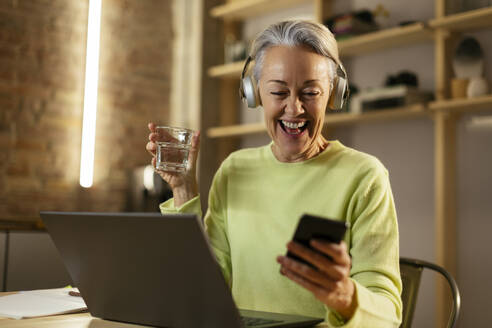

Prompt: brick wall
[{"left": 0, "top": 0, "right": 173, "bottom": 223}]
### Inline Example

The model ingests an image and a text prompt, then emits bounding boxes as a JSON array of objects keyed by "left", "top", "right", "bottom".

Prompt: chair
[{"left": 399, "top": 257, "right": 461, "bottom": 328}]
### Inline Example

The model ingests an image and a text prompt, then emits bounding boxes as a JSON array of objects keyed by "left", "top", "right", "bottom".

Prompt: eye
[
  {"left": 270, "top": 91, "right": 288, "bottom": 96},
  {"left": 302, "top": 90, "right": 320, "bottom": 97},
  {"left": 303, "top": 90, "right": 320, "bottom": 96}
]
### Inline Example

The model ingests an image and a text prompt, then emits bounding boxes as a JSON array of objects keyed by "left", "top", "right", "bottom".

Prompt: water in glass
[{"left": 157, "top": 141, "right": 190, "bottom": 172}]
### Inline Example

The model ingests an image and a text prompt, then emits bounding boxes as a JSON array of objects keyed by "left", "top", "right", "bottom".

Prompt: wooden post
[
  {"left": 217, "top": 20, "right": 241, "bottom": 164},
  {"left": 200, "top": 0, "right": 224, "bottom": 211},
  {"left": 434, "top": 0, "right": 458, "bottom": 322},
  {"left": 314, "top": 0, "right": 334, "bottom": 24},
  {"left": 434, "top": 110, "right": 457, "bottom": 328}
]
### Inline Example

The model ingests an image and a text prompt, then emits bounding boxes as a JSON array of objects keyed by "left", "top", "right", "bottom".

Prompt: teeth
[{"left": 282, "top": 120, "right": 306, "bottom": 129}]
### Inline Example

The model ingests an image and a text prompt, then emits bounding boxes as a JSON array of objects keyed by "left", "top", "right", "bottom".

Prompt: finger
[
  {"left": 287, "top": 242, "right": 349, "bottom": 281},
  {"left": 280, "top": 266, "right": 334, "bottom": 303},
  {"left": 311, "top": 240, "right": 351, "bottom": 266},
  {"left": 146, "top": 141, "right": 157, "bottom": 155},
  {"left": 287, "top": 241, "right": 333, "bottom": 268},
  {"left": 281, "top": 266, "right": 349, "bottom": 309},
  {"left": 277, "top": 256, "right": 337, "bottom": 290},
  {"left": 148, "top": 122, "right": 156, "bottom": 132},
  {"left": 188, "top": 131, "right": 201, "bottom": 170},
  {"left": 149, "top": 132, "right": 158, "bottom": 142}
]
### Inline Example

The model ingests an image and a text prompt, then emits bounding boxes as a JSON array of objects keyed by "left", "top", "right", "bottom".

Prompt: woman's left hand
[{"left": 276, "top": 240, "right": 357, "bottom": 320}]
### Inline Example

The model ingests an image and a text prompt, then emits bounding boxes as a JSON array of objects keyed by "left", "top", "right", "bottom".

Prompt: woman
[{"left": 146, "top": 20, "right": 402, "bottom": 327}]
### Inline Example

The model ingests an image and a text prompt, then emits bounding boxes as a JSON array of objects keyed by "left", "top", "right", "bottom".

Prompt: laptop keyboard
[{"left": 241, "top": 316, "right": 282, "bottom": 327}]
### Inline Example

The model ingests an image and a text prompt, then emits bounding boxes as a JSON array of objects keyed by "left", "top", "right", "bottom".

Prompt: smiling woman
[
  {"left": 259, "top": 45, "right": 333, "bottom": 162},
  {"left": 150, "top": 20, "right": 402, "bottom": 328}
]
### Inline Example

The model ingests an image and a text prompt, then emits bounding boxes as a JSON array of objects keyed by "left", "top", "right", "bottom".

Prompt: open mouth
[{"left": 278, "top": 120, "right": 309, "bottom": 136}]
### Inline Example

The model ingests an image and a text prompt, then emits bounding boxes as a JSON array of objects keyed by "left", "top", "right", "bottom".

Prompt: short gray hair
[{"left": 250, "top": 20, "right": 341, "bottom": 87}]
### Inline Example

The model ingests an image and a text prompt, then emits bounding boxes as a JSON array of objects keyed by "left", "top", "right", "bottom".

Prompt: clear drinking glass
[{"left": 155, "top": 126, "right": 194, "bottom": 173}]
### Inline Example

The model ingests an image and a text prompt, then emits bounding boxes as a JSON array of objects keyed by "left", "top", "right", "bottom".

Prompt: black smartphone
[{"left": 286, "top": 214, "right": 349, "bottom": 266}]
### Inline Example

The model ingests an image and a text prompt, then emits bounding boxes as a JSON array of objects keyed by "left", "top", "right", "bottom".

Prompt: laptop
[{"left": 40, "top": 212, "right": 324, "bottom": 328}]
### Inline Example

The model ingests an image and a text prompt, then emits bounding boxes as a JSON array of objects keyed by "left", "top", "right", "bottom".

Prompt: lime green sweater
[{"left": 160, "top": 141, "right": 402, "bottom": 327}]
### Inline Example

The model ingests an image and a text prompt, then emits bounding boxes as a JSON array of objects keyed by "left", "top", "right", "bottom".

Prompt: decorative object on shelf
[
  {"left": 453, "top": 37, "right": 484, "bottom": 78},
  {"left": 467, "top": 77, "right": 489, "bottom": 97},
  {"left": 372, "top": 4, "right": 390, "bottom": 29},
  {"left": 451, "top": 78, "right": 469, "bottom": 98},
  {"left": 224, "top": 34, "right": 247, "bottom": 64},
  {"left": 324, "top": 10, "right": 379, "bottom": 40},
  {"left": 349, "top": 85, "right": 433, "bottom": 114},
  {"left": 385, "top": 70, "right": 419, "bottom": 87},
  {"left": 452, "top": 36, "right": 489, "bottom": 98},
  {"left": 350, "top": 70, "right": 431, "bottom": 114}
]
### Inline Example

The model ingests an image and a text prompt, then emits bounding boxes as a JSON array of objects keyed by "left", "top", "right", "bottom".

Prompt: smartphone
[{"left": 286, "top": 214, "right": 349, "bottom": 266}]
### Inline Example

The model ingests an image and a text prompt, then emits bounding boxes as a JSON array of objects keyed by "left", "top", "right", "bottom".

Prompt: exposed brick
[
  {"left": 1, "top": 0, "right": 173, "bottom": 223},
  {"left": 6, "top": 162, "right": 29, "bottom": 176},
  {"left": 7, "top": 176, "right": 42, "bottom": 192}
]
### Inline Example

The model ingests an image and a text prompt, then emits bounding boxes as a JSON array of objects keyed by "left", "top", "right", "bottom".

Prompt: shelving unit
[
  {"left": 429, "top": 5, "right": 492, "bottom": 31},
  {"left": 207, "top": 104, "right": 429, "bottom": 138},
  {"left": 210, "top": 0, "right": 310, "bottom": 20},
  {"left": 338, "top": 22, "right": 433, "bottom": 57},
  {"left": 207, "top": 22, "right": 434, "bottom": 79},
  {"left": 203, "top": 1, "right": 492, "bottom": 327},
  {"left": 429, "top": 94, "right": 492, "bottom": 113}
]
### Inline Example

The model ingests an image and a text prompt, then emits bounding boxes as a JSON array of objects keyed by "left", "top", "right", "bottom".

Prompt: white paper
[{"left": 0, "top": 287, "right": 87, "bottom": 319}]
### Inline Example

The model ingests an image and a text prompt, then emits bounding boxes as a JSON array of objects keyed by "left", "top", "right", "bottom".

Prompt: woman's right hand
[{"left": 146, "top": 122, "right": 201, "bottom": 207}]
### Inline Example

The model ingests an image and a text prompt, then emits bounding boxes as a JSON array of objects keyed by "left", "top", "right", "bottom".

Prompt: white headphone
[{"left": 239, "top": 55, "right": 350, "bottom": 110}]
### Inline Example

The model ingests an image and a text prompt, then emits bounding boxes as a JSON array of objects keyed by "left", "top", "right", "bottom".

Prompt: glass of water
[{"left": 155, "top": 126, "right": 194, "bottom": 173}]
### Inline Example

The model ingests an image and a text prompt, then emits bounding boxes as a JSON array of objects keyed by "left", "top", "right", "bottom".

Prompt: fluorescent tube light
[{"left": 80, "top": 0, "right": 102, "bottom": 188}]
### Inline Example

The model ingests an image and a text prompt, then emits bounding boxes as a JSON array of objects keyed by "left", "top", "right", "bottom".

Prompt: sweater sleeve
[
  {"left": 203, "top": 162, "right": 233, "bottom": 288},
  {"left": 326, "top": 167, "right": 403, "bottom": 327},
  {"left": 159, "top": 195, "right": 203, "bottom": 217}
]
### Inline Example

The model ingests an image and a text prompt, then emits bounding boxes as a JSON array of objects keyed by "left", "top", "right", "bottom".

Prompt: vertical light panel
[{"left": 80, "top": 0, "right": 102, "bottom": 188}]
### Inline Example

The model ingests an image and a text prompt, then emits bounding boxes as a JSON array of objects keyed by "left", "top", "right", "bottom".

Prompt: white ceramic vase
[{"left": 467, "top": 77, "right": 489, "bottom": 98}]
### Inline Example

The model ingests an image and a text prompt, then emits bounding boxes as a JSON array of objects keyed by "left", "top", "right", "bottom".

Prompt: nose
[{"left": 285, "top": 95, "right": 305, "bottom": 116}]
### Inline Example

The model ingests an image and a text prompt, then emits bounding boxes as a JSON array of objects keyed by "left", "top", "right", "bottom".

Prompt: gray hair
[{"left": 250, "top": 20, "right": 341, "bottom": 88}]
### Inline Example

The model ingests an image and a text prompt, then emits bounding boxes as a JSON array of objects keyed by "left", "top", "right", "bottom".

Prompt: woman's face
[{"left": 258, "top": 45, "right": 332, "bottom": 162}]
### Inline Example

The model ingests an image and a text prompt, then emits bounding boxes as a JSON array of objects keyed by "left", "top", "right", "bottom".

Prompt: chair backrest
[{"left": 399, "top": 257, "right": 461, "bottom": 328}]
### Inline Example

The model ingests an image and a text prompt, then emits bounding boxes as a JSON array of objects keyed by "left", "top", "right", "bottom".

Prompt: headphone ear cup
[
  {"left": 241, "top": 75, "right": 260, "bottom": 108},
  {"left": 328, "top": 75, "right": 348, "bottom": 110}
]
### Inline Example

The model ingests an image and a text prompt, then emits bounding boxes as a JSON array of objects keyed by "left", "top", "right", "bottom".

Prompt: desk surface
[
  {"left": 0, "top": 313, "right": 151, "bottom": 327},
  {"left": 0, "top": 293, "right": 328, "bottom": 328}
]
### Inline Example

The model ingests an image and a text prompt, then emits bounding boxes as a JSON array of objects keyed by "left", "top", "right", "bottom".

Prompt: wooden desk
[
  {"left": 0, "top": 293, "right": 329, "bottom": 327},
  {"left": 0, "top": 313, "right": 151, "bottom": 327},
  {"left": 0, "top": 313, "right": 331, "bottom": 328}
]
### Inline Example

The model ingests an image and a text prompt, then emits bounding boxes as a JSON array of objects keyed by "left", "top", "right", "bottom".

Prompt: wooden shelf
[
  {"left": 207, "top": 104, "right": 429, "bottom": 138},
  {"left": 429, "top": 6, "right": 492, "bottom": 32},
  {"left": 207, "top": 7, "right": 492, "bottom": 78},
  {"left": 207, "top": 23, "right": 434, "bottom": 78},
  {"left": 324, "top": 104, "right": 429, "bottom": 125},
  {"left": 210, "top": 0, "right": 310, "bottom": 20},
  {"left": 429, "top": 94, "right": 492, "bottom": 113},
  {"left": 207, "top": 97, "right": 492, "bottom": 139},
  {"left": 208, "top": 61, "right": 244, "bottom": 79},
  {"left": 339, "top": 22, "right": 434, "bottom": 57}
]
